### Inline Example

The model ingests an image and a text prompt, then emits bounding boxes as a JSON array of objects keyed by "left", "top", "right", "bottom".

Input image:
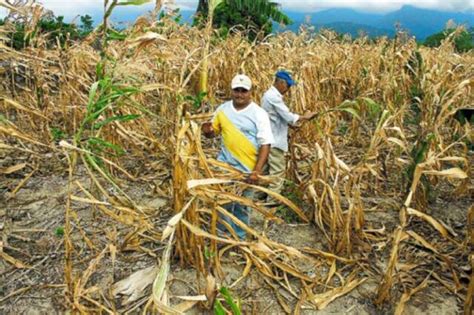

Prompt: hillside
[{"left": 282, "top": 5, "right": 474, "bottom": 39}]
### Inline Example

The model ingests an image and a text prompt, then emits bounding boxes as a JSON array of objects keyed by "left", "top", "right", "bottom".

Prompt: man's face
[
  {"left": 232, "top": 87, "right": 251, "bottom": 107},
  {"left": 276, "top": 79, "right": 290, "bottom": 95}
]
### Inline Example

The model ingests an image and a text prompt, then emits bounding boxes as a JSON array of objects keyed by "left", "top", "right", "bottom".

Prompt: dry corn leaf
[
  {"left": 407, "top": 208, "right": 449, "bottom": 238},
  {"left": 187, "top": 178, "right": 233, "bottom": 189},
  {"left": 175, "top": 295, "right": 207, "bottom": 301},
  {"left": 406, "top": 230, "right": 439, "bottom": 254},
  {"left": 249, "top": 241, "right": 275, "bottom": 258},
  {"left": 423, "top": 168, "right": 467, "bottom": 179},
  {"left": 247, "top": 184, "right": 309, "bottom": 223},
  {"left": 0, "top": 126, "right": 49, "bottom": 147},
  {"left": 438, "top": 156, "right": 468, "bottom": 163},
  {"left": 394, "top": 275, "right": 430, "bottom": 315},
  {"left": 325, "top": 259, "right": 337, "bottom": 285},
  {"left": 112, "top": 266, "right": 158, "bottom": 304},
  {"left": 162, "top": 197, "right": 196, "bottom": 241},
  {"left": 128, "top": 31, "right": 167, "bottom": 48},
  {"left": 0, "top": 251, "right": 30, "bottom": 269},
  {"left": 152, "top": 230, "right": 173, "bottom": 309},
  {"left": 387, "top": 137, "right": 407, "bottom": 152},
  {"left": 154, "top": 301, "right": 183, "bottom": 315},
  {"left": 375, "top": 227, "right": 407, "bottom": 305},
  {"left": 3, "top": 98, "right": 50, "bottom": 120},
  {"left": 174, "top": 300, "right": 199, "bottom": 312},
  {"left": 0, "top": 163, "right": 26, "bottom": 174},
  {"left": 205, "top": 274, "right": 217, "bottom": 306},
  {"left": 311, "top": 277, "right": 367, "bottom": 310},
  {"left": 180, "top": 219, "right": 243, "bottom": 245}
]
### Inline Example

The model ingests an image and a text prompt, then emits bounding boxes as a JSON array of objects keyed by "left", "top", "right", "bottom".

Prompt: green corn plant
[
  {"left": 361, "top": 97, "right": 382, "bottom": 122},
  {"left": 311, "top": 99, "right": 361, "bottom": 124},
  {"left": 404, "top": 133, "right": 436, "bottom": 203},
  {"left": 74, "top": 73, "right": 141, "bottom": 150},
  {"left": 204, "top": 246, "right": 216, "bottom": 262},
  {"left": 214, "top": 287, "right": 241, "bottom": 315},
  {"left": 54, "top": 226, "right": 65, "bottom": 237},
  {"left": 51, "top": 127, "right": 66, "bottom": 141},
  {"left": 74, "top": 0, "right": 150, "bottom": 151},
  {"left": 184, "top": 91, "right": 208, "bottom": 110},
  {"left": 70, "top": 73, "right": 141, "bottom": 204},
  {"left": 72, "top": 0, "right": 159, "bottom": 209}
]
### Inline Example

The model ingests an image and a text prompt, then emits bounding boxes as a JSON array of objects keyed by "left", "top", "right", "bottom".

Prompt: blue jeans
[{"left": 218, "top": 189, "right": 253, "bottom": 240}]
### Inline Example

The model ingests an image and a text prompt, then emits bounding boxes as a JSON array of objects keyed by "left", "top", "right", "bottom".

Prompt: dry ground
[{"left": 1, "top": 158, "right": 471, "bottom": 314}]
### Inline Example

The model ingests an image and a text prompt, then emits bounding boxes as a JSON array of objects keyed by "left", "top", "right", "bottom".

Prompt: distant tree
[
  {"left": 194, "top": 0, "right": 292, "bottom": 40},
  {"left": 79, "top": 14, "right": 94, "bottom": 35},
  {"left": 424, "top": 27, "right": 473, "bottom": 53},
  {"left": 2, "top": 14, "right": 94, "bottom": 50}
]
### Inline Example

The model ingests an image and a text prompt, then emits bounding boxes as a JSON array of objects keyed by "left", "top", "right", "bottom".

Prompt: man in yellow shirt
[{"left": 202, "top": 74, "right": 274, "bottom": 239}]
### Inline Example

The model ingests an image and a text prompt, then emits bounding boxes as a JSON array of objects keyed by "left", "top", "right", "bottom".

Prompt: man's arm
[
  {"left": 269, "top": 94, "right": 319, "bottom": 125},
  {"left": 246, "top": 144, "right": 270, "bottom": 184},
  {"left": 270, "top": 96, "right": 299, "bottom": 125}
]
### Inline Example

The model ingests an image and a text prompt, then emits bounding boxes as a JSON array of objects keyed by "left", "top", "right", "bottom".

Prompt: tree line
[{"left": 0, "top": 1, "right": 472, "bottom": 52}]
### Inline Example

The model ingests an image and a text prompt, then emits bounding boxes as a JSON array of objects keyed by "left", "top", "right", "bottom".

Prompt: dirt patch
[{"left": 1, "top": 166, "right": 471, "bottom": 314}]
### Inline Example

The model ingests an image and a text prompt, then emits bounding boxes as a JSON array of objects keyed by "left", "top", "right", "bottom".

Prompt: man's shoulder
[
  {"left": 249, "top": 102, "right": 270, "bottom": 118},
  {"left": 215, "top": 100, "right": 232, "bottom": 111},
  {"left": 263, "top": 87, "right": 282, "bottom": 103}
]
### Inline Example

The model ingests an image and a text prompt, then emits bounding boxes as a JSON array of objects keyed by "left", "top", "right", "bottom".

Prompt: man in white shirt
[{"left": 261, "top": 70, "right": 317, "bottom": 196}]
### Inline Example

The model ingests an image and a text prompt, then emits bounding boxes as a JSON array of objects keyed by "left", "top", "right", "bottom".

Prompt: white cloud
[
  {"left": 0, "top": 1, "right": 197, "bottom": 20},
  {"left": 1, "top": 0, "right": 472, "bottom": 19}
]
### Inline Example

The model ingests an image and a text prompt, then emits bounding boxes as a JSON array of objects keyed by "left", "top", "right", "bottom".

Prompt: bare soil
[{"left": 1, "top": 164, "right": 470, "bottom": 314}]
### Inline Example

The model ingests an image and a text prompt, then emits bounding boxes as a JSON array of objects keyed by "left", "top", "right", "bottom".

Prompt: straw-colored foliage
[{"left": 1, "top": 1, "right": 472, "bottom": 313}]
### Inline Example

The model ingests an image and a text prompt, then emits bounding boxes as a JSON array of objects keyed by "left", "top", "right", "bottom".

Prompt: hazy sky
[{"left": 1, "top": 0, "right": 473, "bottom": 19}]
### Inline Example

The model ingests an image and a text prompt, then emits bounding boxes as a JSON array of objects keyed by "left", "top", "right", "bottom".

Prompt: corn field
[{"left": 0, "top": 1, "right": 473, "bottom": 314}]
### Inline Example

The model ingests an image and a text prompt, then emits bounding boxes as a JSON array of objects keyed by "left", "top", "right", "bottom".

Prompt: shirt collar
[{"left": 270, "top": 85, "right": 282, "bottom": 97}]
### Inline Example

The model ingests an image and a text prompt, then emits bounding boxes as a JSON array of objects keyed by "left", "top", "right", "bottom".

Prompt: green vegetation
[
  {"left": 214, "top": 287, "right": 241, "bottom": 315},
  {"left": 423, "top": 27, "right": 474, "bottom": 52},
  {"left": 275, "top": 180, "right": 304, "bottom": 223},
  {"left": 195, "top": 0, "right": 292, "bottom": 40},
  {"left": 0, "top": 14, "right": 94, "bottom": 50},
  {"left": 54, "top": 226, "right": 65, "bottom": 237},
  {"left": 50, "top": 127, "right": 67, "bottom": 142}
]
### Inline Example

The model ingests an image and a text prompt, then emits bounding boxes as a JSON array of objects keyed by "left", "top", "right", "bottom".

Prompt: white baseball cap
[{"left": 231, "top": 74, "right": 252, "bottom": 90}]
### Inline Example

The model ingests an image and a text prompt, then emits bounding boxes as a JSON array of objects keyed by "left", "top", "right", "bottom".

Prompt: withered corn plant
[{"left": 0, "top": 0, "right": 472, "bottom": 313}]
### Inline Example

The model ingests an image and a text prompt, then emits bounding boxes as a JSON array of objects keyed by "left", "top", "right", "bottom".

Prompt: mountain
[
  {"left": 292, "top": 8, "right": 381, "bottom": 26},
  {"left": 380, "top": 5, "right": 473, "bottom": 39},
  {"left": 313, "top": 22, "right": 395, "bottom": 38},
  {"left": 281, "top": 6, "right": 474, "bottom": 40},
  {"left": 5, "top": 4, "right": 469, "bottom": 40}
]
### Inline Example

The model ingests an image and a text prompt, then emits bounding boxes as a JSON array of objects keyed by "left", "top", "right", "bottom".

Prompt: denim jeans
[{"left": 218, "top": 189, "right": 253, "bottom": 240}]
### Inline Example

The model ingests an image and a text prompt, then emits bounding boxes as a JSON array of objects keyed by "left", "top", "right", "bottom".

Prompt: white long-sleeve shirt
[{"left": 261, "top": 86, "right": 299, "bottom": 152}]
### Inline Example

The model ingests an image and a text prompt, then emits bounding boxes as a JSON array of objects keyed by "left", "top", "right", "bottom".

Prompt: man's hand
[
  {"left": 300, "top": 111, "right": 318, "bottom": 121},
  {"left": 202, "top": 122, "right": 215, "bottom": 138},
  {"left": 246, "top": 170, "right": 261, "bottom": 184},
  {"left": 248, "top": 144, "right": 270, "bottom": 184}
]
